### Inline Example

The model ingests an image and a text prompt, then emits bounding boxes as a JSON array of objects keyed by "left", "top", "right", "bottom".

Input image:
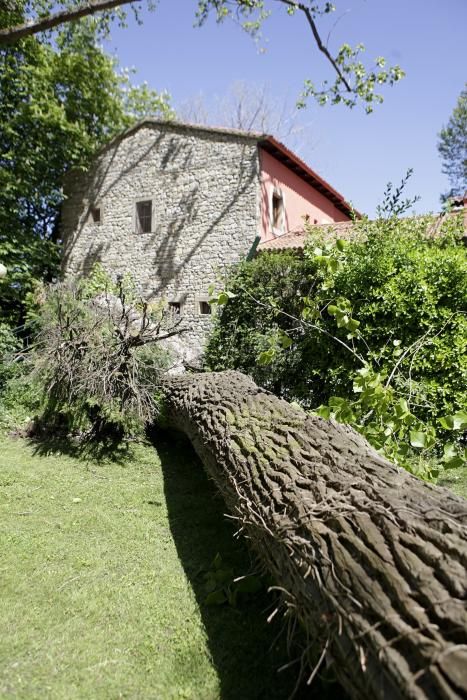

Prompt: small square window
[
  {"left": 136, "top": 200, "right": 152, "bottom": 234},
  {"left": 89, "top": 207, "right": 101, "bottom": 224},
  {"left": 168, "top": 301, "right": 181, "bottom": 315},
  {"left": 199, "top": 300, "right": 211, "bottom": 315}
]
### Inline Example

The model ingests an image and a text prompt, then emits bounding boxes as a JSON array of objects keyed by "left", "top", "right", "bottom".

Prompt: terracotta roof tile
[
  {"left": 258, "top": 221, "right": 358, "bottom": 252},
  {"left": 257, "top": 212, "right": 466, "bottom": 253}
]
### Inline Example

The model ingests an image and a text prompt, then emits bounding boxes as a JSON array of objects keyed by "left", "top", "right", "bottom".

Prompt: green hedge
[{"left": 205, "top": 214, "right": 467, "bottom": 425}]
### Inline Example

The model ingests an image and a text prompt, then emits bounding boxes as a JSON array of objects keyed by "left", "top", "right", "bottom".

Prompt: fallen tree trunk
[{"left": 162, "top": 370, "right": 467, "bottom": 699}]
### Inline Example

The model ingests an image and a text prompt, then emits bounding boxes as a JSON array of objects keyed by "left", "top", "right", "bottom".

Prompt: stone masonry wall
[{"left": 61, "top": 123, "right": 261, "bottom": 357}]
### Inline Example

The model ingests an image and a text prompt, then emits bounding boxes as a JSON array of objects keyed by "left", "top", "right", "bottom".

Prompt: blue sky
[{"left": 106, "top": 0, "right": 467, "bottom": 216}]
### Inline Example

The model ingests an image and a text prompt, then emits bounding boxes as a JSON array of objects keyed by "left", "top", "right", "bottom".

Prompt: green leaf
[
  {"left": 204, "top": 590, "right": 227, "bottom": 606},
  {"left": 212, "top": 552, "right": 223, "bottom": 570},
  {"left": 278, "top": 331, "right": 292, "bottom": 349},
  {"left": 409, "top": 431, "right": 427, "bottom": 449},
  {"left": 438, "top": 412, "right": 467, "bottom": 430},
  {"left": 314, "top": 255, "right": 328, "bottom": 268},
  {"left": 452, "top": 412, "right": 467, "bottom": 430},
  {"left": 315, "top": 405, "right": 331, "bottom": 419},
  {"left": 226, "top": 588, "right": 238, "bottom": 607},
  {"left": 347, "top": 318, "right": 360, "bottom": 332},
  {"left": 443, "top": 443, "right": 458, "bottom": 461},
  {"left": 442, "top": 443, "right": 465, "bottom": 469},
  {"left": 394, "top": 398, "right": 410, "bottom": 419},
  {"left": 215, "top": 568, "right": 234, "bottom": 585},
  {"left": 336, "top": 239, "right": 347, "bottom": 252},
  {"left": 444, "top": 456, "right": 464, "bottom": 470},
  {"left": 204, "top": 577, "right": 218, "bottom": 594},
  {"left": 321, "top": 278, "right": 335, "bottom": 290},
  {"left": 258, "top": 349, "right": 275, "bottom": 366},
  {"left": 438, "top": 415, "right": 454, "bottom": 430},
  {"left": 336, "top": 313, "right": 349, "bottom": 328}
]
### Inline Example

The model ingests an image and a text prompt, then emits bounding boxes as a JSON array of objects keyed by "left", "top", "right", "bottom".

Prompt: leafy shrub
[
  {"left": 0, "top": 372, "right": 43, "bottom": 432},
  {"left": 205, "top": 213, "right": 467, "bottom": 477},
  {"left": 207, "top": 251, "right": 320, "bottom": 399},
  {"left": 0, "top": 322, "right": 20, "bottom": 391},
  {"left": 0, "top": 321, "right": 44, "bottom": 431}
]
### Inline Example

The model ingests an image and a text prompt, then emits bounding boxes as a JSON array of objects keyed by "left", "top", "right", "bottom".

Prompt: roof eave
[{"left": 259, "top": 136, "right": 361, "bottom": 219}]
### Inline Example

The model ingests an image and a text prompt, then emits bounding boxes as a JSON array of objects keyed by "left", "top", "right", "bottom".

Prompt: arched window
[{"left": 270, "top": 187, "right": 285, "bottom": 234}]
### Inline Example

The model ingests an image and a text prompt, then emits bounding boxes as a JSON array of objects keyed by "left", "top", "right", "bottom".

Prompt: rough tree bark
[{"left": 162, "top": 370, "right": 467, "bottom": 700}]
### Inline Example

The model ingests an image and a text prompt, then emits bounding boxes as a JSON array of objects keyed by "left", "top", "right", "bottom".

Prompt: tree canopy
[
  {"left": 438, "top": 83, "right": 467, "bottom": 200},
  {"left": 0, "top": 7, "right": 173, "bottom": 325}
]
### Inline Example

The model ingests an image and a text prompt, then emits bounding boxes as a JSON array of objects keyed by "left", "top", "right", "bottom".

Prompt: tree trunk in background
[{"left": 162, "top": 370, "right": 467, "bottom": 700}]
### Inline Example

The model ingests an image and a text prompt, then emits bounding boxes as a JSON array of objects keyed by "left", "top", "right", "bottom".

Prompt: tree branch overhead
[{"left": 0, "top": 0, "right": 137, "bottom": 44}]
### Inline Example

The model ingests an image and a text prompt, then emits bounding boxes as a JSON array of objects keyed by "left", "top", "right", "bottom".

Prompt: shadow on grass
[
  {"left": 26, "top": 424, "right": 346, "bottom": 698},
  {"left": 154, "top": 428, "right": 331, "bottom": 700},
  {"left": 28, "top": 430, "right": 132, "bottom": 465}
]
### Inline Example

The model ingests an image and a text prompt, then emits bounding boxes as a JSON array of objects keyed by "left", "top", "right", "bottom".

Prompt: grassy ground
[
  {"left": 0, "top": 433, "right": 313, "bottom": 700},
  {"left": 438, "top": 464, "right": 467, "bottom": 499},
  {"left": 1, "top": 432, "right": 465, "bottom": 700}
]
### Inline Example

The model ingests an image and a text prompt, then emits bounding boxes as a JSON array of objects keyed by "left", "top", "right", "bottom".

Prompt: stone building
[{"left": 61, "top": 120, "right": 355, "bottom": 354}]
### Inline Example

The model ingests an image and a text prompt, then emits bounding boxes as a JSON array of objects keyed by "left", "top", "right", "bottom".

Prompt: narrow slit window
[
  {"left": 272, "top": 191, "right": 284, "bottom": 230},
  {"left": 199, "top": 300, "right": 211, "bottom": 315},
  {"left": 136, "top": 200, "right": 152, "bottom": 234},
  {"left": 90, "top": 207, "right": 101, "bottom": 224}
]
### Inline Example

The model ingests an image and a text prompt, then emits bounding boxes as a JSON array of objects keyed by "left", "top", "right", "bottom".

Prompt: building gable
[{"left": 61, "top": 120, "right": 357, "bottom": 356}]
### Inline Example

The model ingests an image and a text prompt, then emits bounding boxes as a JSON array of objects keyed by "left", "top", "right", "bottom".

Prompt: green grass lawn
[
  {"left": 438, "top": 464, "right": 467, "bottom": 499},
  {"left": 0, "top": 433, "right": 311, "bottom": 700},
  {"left": 1, "top": 431, "right": 465, "bottom": 700}
]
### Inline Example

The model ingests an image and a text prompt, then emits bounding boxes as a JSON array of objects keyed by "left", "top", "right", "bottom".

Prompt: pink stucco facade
[{"left": 259, "top": 147, "right": 350, "bottom": 242}]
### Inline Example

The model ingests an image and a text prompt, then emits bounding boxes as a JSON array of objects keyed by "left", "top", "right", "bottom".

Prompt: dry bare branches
[{"left": 31, "top": 277, "right": 186, "bottom": 437}]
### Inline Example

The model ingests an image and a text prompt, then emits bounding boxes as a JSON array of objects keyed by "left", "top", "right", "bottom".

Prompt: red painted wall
[{"left": 259, "top": 148, "right": 349, "bottom": 242}]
